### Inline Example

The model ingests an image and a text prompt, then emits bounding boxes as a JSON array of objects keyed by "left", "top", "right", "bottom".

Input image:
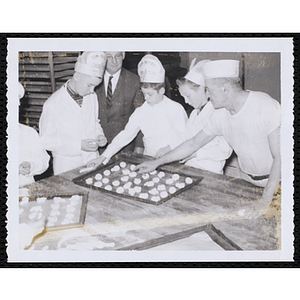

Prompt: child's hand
[
  {"left": 96, "top": 135, "right": 107, "bottom": 147},
  {"left": 19, "top": 161, "right": 31, "bottom": 175},
  {"left": 81, "top": 139, "right": 99, "bottom": 152},
  {"left": 155, "top": 145, "right": 171, "bottom": 158}
]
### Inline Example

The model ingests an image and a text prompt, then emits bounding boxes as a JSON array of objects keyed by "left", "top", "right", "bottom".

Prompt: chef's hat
[
  {"left": 203, "top": 60, "right": 239, "bottom": 79},
  {"left": 75, "top": 51, "right": 107, "bottom": 77},
  {"left": 184, "top": 58, "right": 211, "bottom": 86},
  {"left": 18, "top": 82, "right": 25, "bottom": 99},
  {"left": 138, "top": 54, "right": 165, "bottom": 83}
]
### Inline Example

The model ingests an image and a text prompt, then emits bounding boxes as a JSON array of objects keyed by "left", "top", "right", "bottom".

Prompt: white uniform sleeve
[
  {"left": 196, "top": 136, "right": 232, "bottom": 161},
  {"left": 93, "top": 94, "right": 106, "bottom": 138},
  {"left": 39, "top": 101, "right": 82, "bottom": 156},
  {"left": 102, "top": 109, "right": 141, "bottom": 160},
  {"left": 26, "top": 128, "right": 50, "bottom": 176},
  {"left": 168, "top": 105, "right": 188, "bottom": 150}
]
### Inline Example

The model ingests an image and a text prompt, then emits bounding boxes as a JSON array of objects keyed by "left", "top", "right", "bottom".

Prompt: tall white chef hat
[
  {"left": 18, "top": 82, "right": 25, "bottom": 99},
  {"left": 75, "top": 51, "right": 107, "bottom": 78},
  {"left": 184, "top": 58, "right": 211, "bottom": 86},
  {"left": 138, "top": 54, "right": 165, "bottom": 83},
  {"left": 203, "top": 60, "right": 239, "bottom": 79}
]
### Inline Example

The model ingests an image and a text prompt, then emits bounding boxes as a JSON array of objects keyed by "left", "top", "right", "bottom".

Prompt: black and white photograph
[{"left": 6, "top": 37, "right": 294, "bottom": 262}]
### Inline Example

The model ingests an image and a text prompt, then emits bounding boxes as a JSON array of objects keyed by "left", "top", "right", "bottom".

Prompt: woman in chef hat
[{"left": 176, "top": 59, "right": 232, "bottom": 174}]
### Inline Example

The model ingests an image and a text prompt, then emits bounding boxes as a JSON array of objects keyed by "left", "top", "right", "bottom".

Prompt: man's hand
[
  {"left": 81, "top": 139, "right": 99, "bottom": 152},
  {"left": 19, "top": 161, "right": 31, "bottom": 175},
  {"left": 96, "top": 135, "right": 107, "bottom": 147},
  {"left": 87, "top": 156, "right": 107, "bottom": 168},
  {"left": 155, "top": 145, "right": 171, "bottom": 158},
  {"left": 134, "top": 147, "right": 144, "bottom": 154},
  {"left": 135, "top": 160, "right": 160, "bottom": 173},
  {"left": 238, "top": 198, "right": 272, "bottom": 219}
]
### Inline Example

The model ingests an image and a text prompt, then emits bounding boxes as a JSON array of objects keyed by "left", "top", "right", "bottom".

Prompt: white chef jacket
[
  {"left": 39, "top": 82, "right": 105, "bottom": 175},
  {"left": 184, "top": 101, "right": 232, "bottom": 174},
  {"left": 203, "top": 91, "right": 281, "bottom": 177},
  {"left": 19, "top": 123, "right": 50, "bottom": 187},
  {"left": 102, "top": 95, "right": 188, "bottom": 160}
]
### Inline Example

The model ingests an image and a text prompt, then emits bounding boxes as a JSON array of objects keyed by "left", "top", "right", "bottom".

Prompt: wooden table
[{"left": 26, "top": 152, "right": 281, "bottom": 251}]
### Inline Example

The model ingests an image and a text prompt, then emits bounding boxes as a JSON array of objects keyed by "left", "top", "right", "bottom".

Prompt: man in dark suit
[{"left": 95, "top": 51, "right": 144, "bottom": 154}]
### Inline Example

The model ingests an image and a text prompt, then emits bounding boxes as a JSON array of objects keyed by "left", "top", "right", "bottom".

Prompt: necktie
[{"left": 106, "top": 75, "right": 113, "bottom": 107}]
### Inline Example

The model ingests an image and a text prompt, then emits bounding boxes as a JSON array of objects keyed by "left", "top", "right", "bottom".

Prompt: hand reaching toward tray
[
  {"left": 87, "top": 155, "right": 108, "bottom": 169},
  {"left": 135, "top": 159, "right": 160, "bottom": 173}
]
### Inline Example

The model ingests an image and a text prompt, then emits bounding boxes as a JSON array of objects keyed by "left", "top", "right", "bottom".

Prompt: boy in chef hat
[
  {"left": 175, "top": 59, "right": 232, "bottom": 174},
  {"left": 87, "top": 54, "right": 187, "bottom": 167},
  {"left": 39, "top": 52, "right": 108, "bottom": 175},
  {"left": 136, "top": 59, "right": 281, "bottom": 219},
  {"left": 18, "top": 83, "right": 50, "bottom": 187}
]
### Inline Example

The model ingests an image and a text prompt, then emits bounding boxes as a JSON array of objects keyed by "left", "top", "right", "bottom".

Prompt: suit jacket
[{"left": 95, "top": 68, "right": 144, "bottom": 153}]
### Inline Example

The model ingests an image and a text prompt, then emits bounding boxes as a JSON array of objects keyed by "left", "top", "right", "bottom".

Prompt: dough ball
[
  {"left": 144, "top": 181, "right": 154, "bottom": 187},
  {"left": 160, "top": 191, "right": 168, "bottom": 198},
  {"left": 134, "top": 186, "right": 142, "bottom": 193},
  {"left": 103, "top": 170, "right": 111, "bottom": 176},
  {"left": 150, "top": 170, "right": 157, "bottom": 175},
  {"left": 111, "top": 165, "right": 120, "bottom": 172},
  {"left": 37, "top": 212, "right": 43, "bottom": 220},
  {"left": 172, "top": 174, "right": 180, "bottom": 181},
  {"left": 153, "top": 177, "right": 160, "bottom": 183},
  {"left": 130, "top": 164, "right": 136, "bottom": 171},
  {"left": 102, "top": 178, "right": 109, "bottom": 184},
  {"left": 157, "top": 184, "right": 166, "bottom": 191},
  {"left": 157, "top": 171, "right": 165, "bottom": 178},
  {"left": 112, "top": 180, "right": 120, "bottom": 187},
  {"left": 51, "top": 203, "right": 60, "bottom": 210},
  {"left": 166, "top": 178, "right": 174, "bottom": 185},
  {"left": 169, "top": 187, "right": 177, "bottom": 194},
  {"left": 94, "top": 181, "right": 103, "bottom": 188},
  {"left": 139, "top": 193, "right": 148, "bottom": 199},
  {"left": 29, "top": 212, "right": 37, "bottom": 220},
  {"left": 129, "top": 172, "right": 137, "bottom": 178},
  {"left": 185, "top": 177, "right": 193, "bottom": 184},
  {"left": 123, "top": 182, "right": 132, "bottom": 190},
  {"left": 134, "top": 178, "right": 141, "bottom": 185},
  {"left": 128, "top": 188, "right": 136, "bottom": 196},
  {"left": 149, "top": 188, "right": 159, "bottom": 195},
  {"left": 53, "top": 197, "right": 62, "bottom": 204},
  {"left": 142, "top": 173, "right": 150, "bottom": 180},
  {"left": 122, "top": 169, "right": 130, "bottom": 175},
  {"left": 20, "top": 197, "right": 29, "bottom": 205},
  {"left": 151, "top": 196, "right": 161, "bottom": 202},
  {"left": 116, "top": 187, "right": 124, "bottom": 194},
  {"left": 95, "top": 173, "right": 102, "bottom": 180},
  {"left": 104, "top": 185, "right": 112, "bottom": 191},
  {"left": 36, "top": 197, "right": 47, "bottom": 203},
  {"left": 175, "top": 182, "right": 185, "bottom": 189},
  {"left": 85, "top": 178, "right": 93, "bottom": 185},
  {"left": 120, "top": 162, "right": 126, "bottom": 168},
  {"left": 121, "top": 176, "right": 129, "bottom": 182}
]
